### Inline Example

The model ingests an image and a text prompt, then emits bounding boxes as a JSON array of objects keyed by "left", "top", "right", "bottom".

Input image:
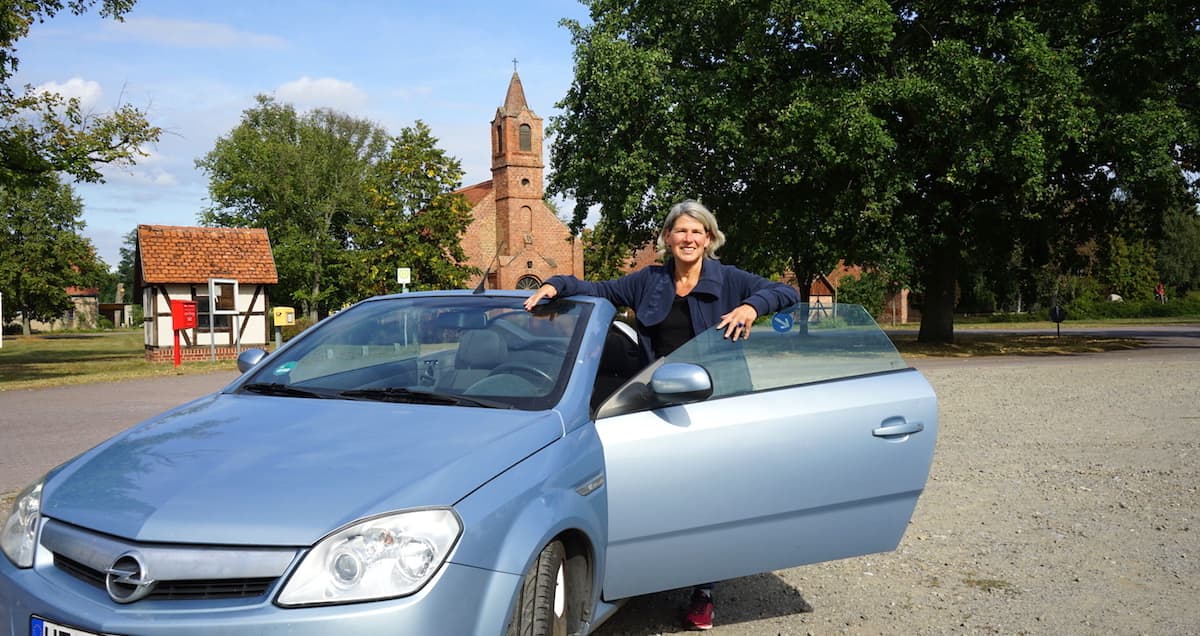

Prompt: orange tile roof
[
  {"left": 137, "top": 225, "right": 279, "bottom": 284},
  {"left": 455, "top": 180, "right": 494, "bottom": 206}
]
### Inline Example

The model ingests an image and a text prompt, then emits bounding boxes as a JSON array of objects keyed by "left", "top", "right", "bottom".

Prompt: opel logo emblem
[{"left": 105, "top": 551, "right": 156, "bottom": 603}]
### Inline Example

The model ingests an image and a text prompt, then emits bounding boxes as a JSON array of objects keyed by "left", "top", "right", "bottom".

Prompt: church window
[
  {"left": 497, "top": 125, "right": 503, "bottom": 153},
  {"left": 515, "top": 275, "right": 542, "bottom": 290},
  {"left": 519, "top": 124, "right": 532, "bottom": 151}
]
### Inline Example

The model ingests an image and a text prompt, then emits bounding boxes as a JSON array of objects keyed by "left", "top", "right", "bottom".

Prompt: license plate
[{"left": 30, "top": 616, "right": 108, "bottom": 636}]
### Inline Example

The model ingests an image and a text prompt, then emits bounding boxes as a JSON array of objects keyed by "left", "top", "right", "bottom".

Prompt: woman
[{"left": 523, "top": 199, "right": 800, "bottom": 630}]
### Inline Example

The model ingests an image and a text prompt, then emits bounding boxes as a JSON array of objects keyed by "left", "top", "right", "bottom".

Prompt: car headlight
[
  {"left": 277, "top": 508, "right": 461, "bottom": 606},
  {"left": 1, "top": 480, "right": 43, "bottom": 568}
]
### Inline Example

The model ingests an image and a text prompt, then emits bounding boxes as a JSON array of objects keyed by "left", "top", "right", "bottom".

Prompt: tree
[
  {"left": 198, "top": 98, "right": 476, "bottom": 316},
  {"left": 1095, "top": 234, "right": 1158, "bottom": 301},
  {"left": 348, "top": 121, "right": 476, "bottom": 296},
  {"left": 1156, "top": 208, "right": 1200, "bottom": 292},
  {"left": 837, "top": 270, "right": 888, "bottom": 318},
  {"left": 97, "top": 227, "right": 136, "bottom": 303},
  {"left": 1, "top": 1, "right": 161, "bottom": 188},
  {"left": 115, "top": 227, "right": 137, "bottom": 302},
  {"left": 198, "top": 96, "right": 390, "bottom": 318},
  {"left": 581, "top": 219, "right": 644, "bottom": 282},
  {"left": 552, "top": 1, "right": 1199, "bottom": 343},
  {"left": 550, "top": 1, "right": 903, "bottom": 305},
  {"left": 0, "top": 178, "right": 106, "bottom": 333}
]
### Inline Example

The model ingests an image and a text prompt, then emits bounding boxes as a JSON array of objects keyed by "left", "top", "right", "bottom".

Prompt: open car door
[{"left": 594, "top": 304, "right": 938, "bottom": 600}]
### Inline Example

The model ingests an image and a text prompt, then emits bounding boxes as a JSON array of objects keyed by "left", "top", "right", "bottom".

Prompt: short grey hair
[{"left": 656, "top": 199, "right": 727, "bottom": 259}]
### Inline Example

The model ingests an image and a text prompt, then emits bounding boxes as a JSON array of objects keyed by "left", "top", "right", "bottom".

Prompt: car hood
[{"left": 41, "top": 393, "right": 562, "bottom": 546}]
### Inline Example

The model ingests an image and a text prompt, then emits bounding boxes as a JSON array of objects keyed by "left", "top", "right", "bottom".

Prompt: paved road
[
  {"left": 2, "top": 325, "right": 1196, "bottom": 496},
  {"left": 0, "top": 371, "right": 240, "bottom": 495}
]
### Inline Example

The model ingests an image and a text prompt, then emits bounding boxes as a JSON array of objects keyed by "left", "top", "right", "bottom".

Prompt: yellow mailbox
[{"left": 273, "top": 306, "right": 296, "bottom": 326}]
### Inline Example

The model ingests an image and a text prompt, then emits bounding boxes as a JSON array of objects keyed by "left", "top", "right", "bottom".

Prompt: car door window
[
  {"left": 665, "top": 303, "right": 908, "bottom": 397},
  {"left": 598, "top": 304, "right": 909, "bottom": 418}
]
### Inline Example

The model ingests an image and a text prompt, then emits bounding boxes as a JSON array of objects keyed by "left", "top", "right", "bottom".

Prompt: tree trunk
[
  {"left": 310, "top": 249, "right": 323, "bottom": 321},
  {"left": 917, "top": 245, "right": 959, "bottom": 344},
  {"left": 791, "top": 257, "right": 814, "bottom": 335}
]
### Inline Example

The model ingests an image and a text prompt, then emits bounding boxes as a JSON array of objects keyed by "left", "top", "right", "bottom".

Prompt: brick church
[{"left": 457, "top": 71, "right": 584, "bottom": 290}]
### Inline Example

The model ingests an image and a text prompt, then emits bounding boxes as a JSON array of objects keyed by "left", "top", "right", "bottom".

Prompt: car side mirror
[
  {"left": 649, "top": 363, "right": 712, "bottom": 405},
  {"left": 237, "top": 348, "right": 269, "bottom": 373},
  {"left": 595, "top": 361, "right": 713, "bottom": 419}
]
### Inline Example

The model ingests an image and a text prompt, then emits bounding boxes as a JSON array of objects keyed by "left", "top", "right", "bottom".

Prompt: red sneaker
[{"left": 683, "top": 589, "right": 714, "bottom": 630}]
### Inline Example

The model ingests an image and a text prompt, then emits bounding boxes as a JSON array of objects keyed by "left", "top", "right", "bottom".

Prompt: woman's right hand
[{"left": 523, "top": 284, "right": 558, "bottom": 311}]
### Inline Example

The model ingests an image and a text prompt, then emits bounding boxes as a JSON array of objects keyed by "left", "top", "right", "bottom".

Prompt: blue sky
[{"left": 14, "top": 0, "right": 592, "bottom": 269}]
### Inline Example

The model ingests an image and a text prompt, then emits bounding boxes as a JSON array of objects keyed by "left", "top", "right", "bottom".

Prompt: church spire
[{"left": 503, "top": 70, "right": 529, "bottom": 115}]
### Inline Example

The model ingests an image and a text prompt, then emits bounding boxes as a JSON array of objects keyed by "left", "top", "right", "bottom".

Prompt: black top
[{"left": 649, "top": 295, "right": 693, "bottom": 359}]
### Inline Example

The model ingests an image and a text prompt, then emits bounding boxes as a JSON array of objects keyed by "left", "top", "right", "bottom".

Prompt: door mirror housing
[
  {"left": 237, "top": 348, "right": 269, "bottom": 373},
  {"left": 595, "top": 362, "right": 713, "bottom": 419},
  {"left": 649, "top": 363, "right": 712, "bottom": 405}
]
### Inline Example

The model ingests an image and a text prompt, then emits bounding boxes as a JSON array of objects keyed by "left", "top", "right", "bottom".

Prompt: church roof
[
  {"left": 137, "top": 225, "right": 279, "bottom": 284},
  {"left": 455, "top": 180, "right": 494, "bottom": 206},
  {"left": 502, "top": 71, "right": 530, "bottom": 115}
]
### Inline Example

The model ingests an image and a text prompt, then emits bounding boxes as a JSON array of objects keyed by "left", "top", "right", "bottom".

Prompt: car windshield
[{"left": 242, "top": 295, "right": 590, "bottom": 410}]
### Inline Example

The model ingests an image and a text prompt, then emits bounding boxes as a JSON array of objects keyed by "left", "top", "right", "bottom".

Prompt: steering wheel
[{"left": 489, "top": 362, "right": 554, "bottom": 388}]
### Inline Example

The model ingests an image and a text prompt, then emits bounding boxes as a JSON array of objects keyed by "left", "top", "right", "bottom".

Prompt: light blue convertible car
[{"left": 1, "top": 291, "right": 937, "bottom": 635}]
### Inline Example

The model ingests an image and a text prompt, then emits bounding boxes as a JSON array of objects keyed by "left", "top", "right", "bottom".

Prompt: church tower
[
  {"left": 490, "top": 70, "right": 544, "bottom": 266},
  {"left": 455, "top": 69, "right": 582, "bottom": 290}
]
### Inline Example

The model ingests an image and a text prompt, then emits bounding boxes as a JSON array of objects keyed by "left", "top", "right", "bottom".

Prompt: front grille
[{"left": 53, "top": 554, "right": 277, "bottom": 600}]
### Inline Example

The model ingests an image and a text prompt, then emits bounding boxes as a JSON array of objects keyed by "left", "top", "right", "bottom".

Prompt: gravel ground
[{"left": 595, "top": 353, "right": 1200, "bottom": 635}]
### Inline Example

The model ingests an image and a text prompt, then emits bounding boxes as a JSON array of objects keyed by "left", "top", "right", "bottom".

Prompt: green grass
[{"left": 0, "top": 329, "right": 238, "bottom": 391}]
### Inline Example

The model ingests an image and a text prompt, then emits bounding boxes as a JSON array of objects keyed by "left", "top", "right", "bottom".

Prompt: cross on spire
[{"left": 512, "top": 58, "right": 519, "bottom": 72}]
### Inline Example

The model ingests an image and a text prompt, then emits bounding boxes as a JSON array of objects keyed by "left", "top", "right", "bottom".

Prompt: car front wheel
[{"left": 506, "top": 540, "right": 568, "bottom": 636}]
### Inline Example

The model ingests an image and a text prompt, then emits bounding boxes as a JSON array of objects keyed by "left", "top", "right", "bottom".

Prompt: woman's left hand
[{"left": 717, "top": 304, "right": 759, "bottom": 341}]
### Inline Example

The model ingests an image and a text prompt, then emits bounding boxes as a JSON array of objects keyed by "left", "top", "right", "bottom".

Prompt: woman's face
[{"left": 665, "top": 214, "right": 711, "bottom": 266}]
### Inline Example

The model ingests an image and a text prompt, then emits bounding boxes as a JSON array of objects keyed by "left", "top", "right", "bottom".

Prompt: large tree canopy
[
  {"left": 0, "top": 178, "right": 106, "bottom": 333},
  {"left": 550, "top": 0, "right": 905, "bottom": 297},
  {"left": 1, "top": 0, "right": 160, "bottom": 187},
  {"left": 551, "top": 0, "right": 1200, "bottom": 343},
  {"left": 198, "top": 96, "right": 475, "bottom": 317}
]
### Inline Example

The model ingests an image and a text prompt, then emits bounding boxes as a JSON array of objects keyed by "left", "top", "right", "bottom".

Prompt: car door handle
[{"left": 873, "top": 420, "right": 924, "bottom": 438}]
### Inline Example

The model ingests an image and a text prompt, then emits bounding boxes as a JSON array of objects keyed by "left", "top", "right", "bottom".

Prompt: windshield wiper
[
  {"left": 241, "top": 382, "right": 329, "bottom": 399},
  {"left": 339, "top": 387, "right": 513, "bottom": 409}
]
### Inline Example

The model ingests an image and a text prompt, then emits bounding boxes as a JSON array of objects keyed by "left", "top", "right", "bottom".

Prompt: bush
[
  {"left": 1060, "top": 293, "right": 1200, "bottom": 320},
  {"left": 837, "top": 271, "right": 888, "bottom": 318},
  {"left": 278, "top": 314, "right": 317, "bottom": 343}
]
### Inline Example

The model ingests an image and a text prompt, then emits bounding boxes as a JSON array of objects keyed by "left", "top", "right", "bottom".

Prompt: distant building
[
  {"left": 20, "top": 286, "right": 100, "bottom": 331},
  {"left": 135, "top": 225, "right": 279, "bottom": 362},
  {"left": 457, "top": 71, "right": 584, "bottom": 289}
]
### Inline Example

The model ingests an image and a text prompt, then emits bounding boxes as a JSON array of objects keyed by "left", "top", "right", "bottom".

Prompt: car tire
[{"left": 506, "top": 540, "right": 569, "bottom": 636}]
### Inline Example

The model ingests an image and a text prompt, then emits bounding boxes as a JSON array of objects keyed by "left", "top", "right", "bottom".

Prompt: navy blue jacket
[{"left": 546, "top": 258, "right": 800, "bottom": 360}]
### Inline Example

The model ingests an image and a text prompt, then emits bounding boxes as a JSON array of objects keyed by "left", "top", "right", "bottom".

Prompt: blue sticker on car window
[
  {"left": 273, "top": 361, "right": 297, "bottom": 375},
  {"left": 771, "top": 312, "right": 794, "bottom": 333}
]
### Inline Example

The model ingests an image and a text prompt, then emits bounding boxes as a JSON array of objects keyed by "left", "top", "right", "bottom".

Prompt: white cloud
[
  {"left": 34, "top": 77, "right": 103, "bottom": 110},
  {"left": 275, "top": 76, "right": 368, "bottom": 112},
  {"left": 107, "top": 17, "right": 287, "bottom": 49},
  {"left": 95, "top": 159, "right": 180, "bottom": 188},
  {"left": 391, "top": 86, "right": 434, "bottom": 100}
]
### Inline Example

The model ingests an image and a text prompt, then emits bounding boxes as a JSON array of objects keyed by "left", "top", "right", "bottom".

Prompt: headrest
[
  {"left": 435, "top": 310, "right": 487, "bottom": 330},
  {"left": 456, "top": 330, "right": 507, "bottom": 369}
]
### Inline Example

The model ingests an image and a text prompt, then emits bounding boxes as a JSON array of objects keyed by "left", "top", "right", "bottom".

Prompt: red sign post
[{"left": 169, "top": 300, "right": 198, "bottom": 367}]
